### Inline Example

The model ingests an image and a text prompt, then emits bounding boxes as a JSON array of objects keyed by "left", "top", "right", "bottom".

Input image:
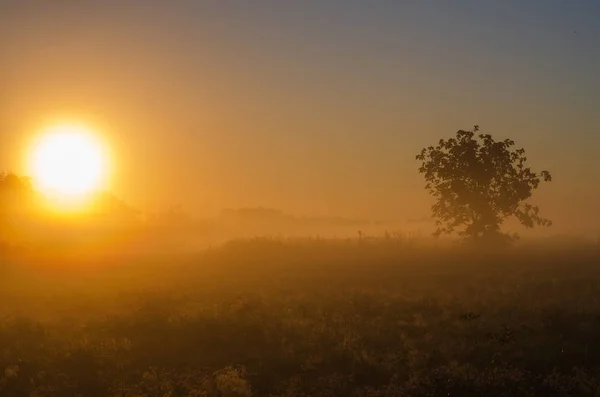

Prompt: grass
[{"left": 0, "top": 237, "right": 599, "bottom": 396}]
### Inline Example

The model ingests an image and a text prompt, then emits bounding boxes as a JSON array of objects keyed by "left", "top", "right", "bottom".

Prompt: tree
[
  {"left": 0, "top": 173, "right": 34, "bottom": 244},
  {"left": 416, "top": 125, "right": 552, "bottom": 245},
  {"left": 0, "top": 172, "right": 33, "bottom": 216}
]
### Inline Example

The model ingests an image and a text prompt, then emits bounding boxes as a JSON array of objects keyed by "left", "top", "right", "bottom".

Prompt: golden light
[{"left": 27, "top": 124, "right": 110, "bottom": 206}]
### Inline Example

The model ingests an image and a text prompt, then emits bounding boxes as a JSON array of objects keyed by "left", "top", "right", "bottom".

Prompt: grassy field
[{"left": 1, "top": 238, "right": 599, "bottom": 396}]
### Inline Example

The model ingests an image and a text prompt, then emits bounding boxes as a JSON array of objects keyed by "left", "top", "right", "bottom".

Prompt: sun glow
[{"left": 28, "top": 124, "right": 110, "bottom": 205}]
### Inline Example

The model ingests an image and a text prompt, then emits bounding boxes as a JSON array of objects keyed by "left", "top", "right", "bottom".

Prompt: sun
[{"left": 28, "top": 124, "right": 109, "bottom": 201}]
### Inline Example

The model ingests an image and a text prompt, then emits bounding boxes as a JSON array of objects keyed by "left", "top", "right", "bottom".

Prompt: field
[{"left": 1, "top": 238, "right": 600, "bottom": 396}]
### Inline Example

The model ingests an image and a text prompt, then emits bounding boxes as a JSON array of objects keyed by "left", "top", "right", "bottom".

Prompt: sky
[{"left": 1, "top": 1, "right": 599, "bottom": 235}]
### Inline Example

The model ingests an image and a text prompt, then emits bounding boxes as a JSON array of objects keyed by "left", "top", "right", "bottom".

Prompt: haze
[
  {"left": 4, "top": 3, "right": 600, "bottom": 396},
  {"left": 1, "top": 1, "right": 599, "bottom": 237}
]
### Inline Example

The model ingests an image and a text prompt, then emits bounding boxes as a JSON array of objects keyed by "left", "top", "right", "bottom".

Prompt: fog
[{"left": 1, "top": 2, "right": 600, "bottom": 396}]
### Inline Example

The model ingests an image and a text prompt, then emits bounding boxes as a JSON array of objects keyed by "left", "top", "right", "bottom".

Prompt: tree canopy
[
  {"left": 0, "top": 173, "right": 33, "bottom": 215},
  {"left": 416, "top": 126, "right": 552, "bottom": 245}
]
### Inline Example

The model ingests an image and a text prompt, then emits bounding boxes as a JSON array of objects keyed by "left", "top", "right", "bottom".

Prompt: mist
[{"left": 1, "top": 1, "right": 600, "bottom": 396}]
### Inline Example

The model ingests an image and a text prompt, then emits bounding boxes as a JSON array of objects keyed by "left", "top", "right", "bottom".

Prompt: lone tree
[{"left": 416, "top": 125, "right": 552, "bottom": 245}]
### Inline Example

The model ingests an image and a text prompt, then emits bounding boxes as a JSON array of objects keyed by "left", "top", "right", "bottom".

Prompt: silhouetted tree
[
  {"left": 0, "top": 173, "right": 34, "bottom": 245},
  {"left": 89, "top": 191, "right": 140, "bottom": 223},
  {"left": 416, "top": 125, "right": 552, "bottom": 245},
  {"left": 0, "top": 172, "right": 33, "bottom": 216}
]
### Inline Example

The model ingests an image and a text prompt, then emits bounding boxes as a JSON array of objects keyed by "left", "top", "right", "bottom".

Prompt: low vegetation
[{"left": 1, "top": 238, "right": 599, "bottom": 396}]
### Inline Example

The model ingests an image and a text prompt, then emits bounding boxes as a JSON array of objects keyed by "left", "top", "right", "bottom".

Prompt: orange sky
[{"left": 1, "top": 2, "right": 598, "bottom": 237}]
